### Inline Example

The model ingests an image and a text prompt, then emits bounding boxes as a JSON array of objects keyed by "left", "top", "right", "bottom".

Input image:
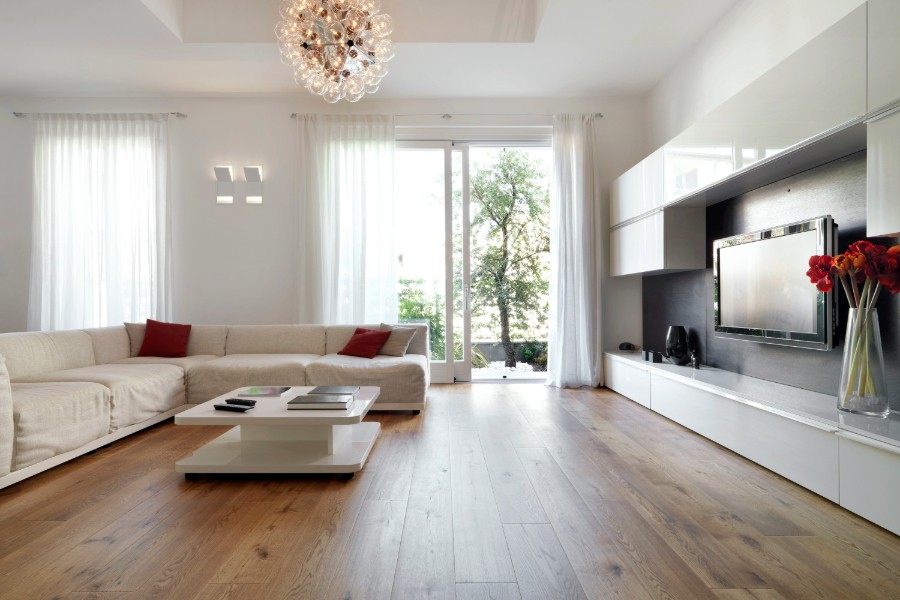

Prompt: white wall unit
[
  {"left": 646, "top": 0, "right": 866, "bottom": 152},
  {"left": 604, "top": 352, "right": 900, "bottom": 536},
  {"left": 610, "top": 207, "right": 704, "bottom": 277},
  {"left": 610, "top": 213, "right": 661, "bottom": 277},
  {"left": 611, "top": 4, "right": 866, "bottom": 219},
  {"left": 608, "top": 6, "right": 866, "bottom": 277},
  {"left": 651, "top": 372, "right": 840, "bottom": 502},
  {"left": 610, "top": 162, "right": 644, "bottom": 226},
  {"left": 661, "top": 4, "right": 866, "bottom": 206},
  {"left": 867, "top": 0, "right": 900, "bottom": 112},
  {"left": 610, "top": 149, "right": 664, "bottom": 227},
  {"left": 838, "top": 431, "right": 900, "bottom": 535},
  {"left": 867, "top": 108, "right": 900, "bottom": 238},
  {"left": 603, "top": 354, "right": 650, "bottom": 408}
]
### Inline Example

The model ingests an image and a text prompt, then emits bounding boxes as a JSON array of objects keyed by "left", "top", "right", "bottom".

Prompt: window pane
[{"left": 394, "top": 148, "right": 447, "bottom": 360}]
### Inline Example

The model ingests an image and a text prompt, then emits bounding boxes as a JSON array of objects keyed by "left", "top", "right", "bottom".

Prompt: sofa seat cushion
[
  {"left": 10, "top": 382, "right": 111, "bottom": 471},
  {"left": 186, "top": 354, "right": 320, "bottom": 404},
  {"left": 13, "top": 364, "right": 185, "bottom": 432},
  {"left": 306, "top": 354, "right": 429, "bottom": 405}
]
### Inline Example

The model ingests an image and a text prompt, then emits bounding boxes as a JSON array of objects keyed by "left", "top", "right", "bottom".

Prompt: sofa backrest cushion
[
  {"left": 126, "top": 323, "right": 229, "bottom": 357},
  {"left": 0, "top": 331, "right": 97, "bottom": 379},
  {"left": 0, "top": 355, "right": 13, "bottom": 476},
  {"left": 225, "top": 325, "right": 326, "bottom": 355},
  {"left": 82, "top": 326, "right": 131, "bottom": 365},
  {"left": 325, "top": 324, "right": 429, "bottom": 356}
]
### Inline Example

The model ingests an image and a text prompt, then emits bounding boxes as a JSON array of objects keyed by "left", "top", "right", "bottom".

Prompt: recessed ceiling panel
[{"left": 178, "top": 0, "right": 540, "bottom": 43}]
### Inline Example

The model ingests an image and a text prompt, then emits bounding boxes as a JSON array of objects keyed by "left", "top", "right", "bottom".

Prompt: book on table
[
  {"left": 287, "top": 394, "right": 355, "bottom": 410},
  {"left": 238, "top": 386, "right": 292, "bottom": 397},
  {"left": 308, "top": 385, "right": 360, "bottom": 396}
]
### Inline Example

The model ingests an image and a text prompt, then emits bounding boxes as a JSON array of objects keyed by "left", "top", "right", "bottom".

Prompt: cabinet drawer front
[
  {"left": 838, "top": 433, "right": 900, "bottom": 536},
  {"left": 604, "top": 357, "right": 650, "bottom": 408},
  {"left": 651, "top": 374, "right": 839, "bottom": 501}
]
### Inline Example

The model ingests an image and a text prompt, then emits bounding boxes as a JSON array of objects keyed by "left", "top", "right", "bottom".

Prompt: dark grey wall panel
[{"left": 643, "top": 151, "right": 900, "bottom": 411}]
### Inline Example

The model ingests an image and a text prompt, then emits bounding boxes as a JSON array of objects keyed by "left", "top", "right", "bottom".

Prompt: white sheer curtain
[
  {"left": 28, "top": 113, "right": 171, "bottom": 331},
  {"left": 296, "top": 114, "right": 397, "bottom": 324},
  {"left": 547, "top": 114, "right": 604, "bottom": 388}
]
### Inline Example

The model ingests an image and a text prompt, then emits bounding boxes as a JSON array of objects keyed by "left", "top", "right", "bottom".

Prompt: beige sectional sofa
[{"left": 0, "top": 323, "right": 429, "bottom": 489}]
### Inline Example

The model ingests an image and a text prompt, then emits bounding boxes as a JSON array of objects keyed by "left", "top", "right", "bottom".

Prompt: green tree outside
[
  {"left": 470, "top": 150, "right": 550, "bottom": 367},
  {"left": 397, "top": 277, "right": 445, "bottom": 359}
]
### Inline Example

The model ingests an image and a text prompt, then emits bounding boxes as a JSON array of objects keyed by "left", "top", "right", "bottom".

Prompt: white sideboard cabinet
[
  {"left": 838, "top": 431, "right": 900, "bottom": 536},
  {"left": 603, "top": 352, "right": 900, "bottom": 536},
  {"left": 603, "top": 354, "right": 650, "bottom": 408}
]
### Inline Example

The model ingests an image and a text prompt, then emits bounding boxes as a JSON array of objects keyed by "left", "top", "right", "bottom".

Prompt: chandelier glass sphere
[{"left": 275, "top": 0, "right": 395, "bottom": 103}]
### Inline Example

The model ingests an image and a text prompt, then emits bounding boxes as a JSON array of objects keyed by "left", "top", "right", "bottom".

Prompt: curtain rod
[
  {"left": 13, "top": 112, "right": 187, "bottom": 118},
  {"left": 289, "top": 112, "right": 603, "bottom": 119}
]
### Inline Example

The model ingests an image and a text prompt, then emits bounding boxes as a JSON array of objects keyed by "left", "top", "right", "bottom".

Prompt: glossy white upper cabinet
[
  {"left": 868, "top": 0, "right": 900, "bottom": 112},
  {"left": 867, "top": 109, "right": 900, "bottom": 237},
  {"left": 610, "top": 213, "right": 661, "bottom": 276},
  {"left": 610, "top": 148, "right": 664, "bottom": 227},
  {"left": 610, "top": 208, "right": 704, "bottom": 277},
  {"left": 662, "top": 5, "right": 867, "bottom": 204},
  {"left": 610, "top": 162, "right": 644, "bottom": 226}
]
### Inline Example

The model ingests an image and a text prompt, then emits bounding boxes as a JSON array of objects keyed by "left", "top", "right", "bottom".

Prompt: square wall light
[
  {"left": 244, "top": 166, "right": 263, "bottom": 204},
  {"left": 214, "top": 166, "right": 234, "bottom": 204}
]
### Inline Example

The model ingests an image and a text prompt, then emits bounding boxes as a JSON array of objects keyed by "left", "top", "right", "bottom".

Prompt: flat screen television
[{"left": 713, "top": 215, "right": 837, "bottom": 350}]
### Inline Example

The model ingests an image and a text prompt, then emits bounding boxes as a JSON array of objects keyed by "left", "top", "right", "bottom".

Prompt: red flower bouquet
[
  {"left": 808, "top": 241, "right": 899, "bottom": 417},
  {"left": 807, "top": 240, "right": 900, "bottom": 308}
]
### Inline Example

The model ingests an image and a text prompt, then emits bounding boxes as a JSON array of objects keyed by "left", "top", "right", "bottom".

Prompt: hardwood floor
[{"left": 1, "top": 384, "right": 898, "bottom": 599}]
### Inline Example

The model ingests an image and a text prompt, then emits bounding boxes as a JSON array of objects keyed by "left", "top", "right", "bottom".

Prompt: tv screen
[{"left": 713, "top": 216, "right": 836, "bottom": 350}]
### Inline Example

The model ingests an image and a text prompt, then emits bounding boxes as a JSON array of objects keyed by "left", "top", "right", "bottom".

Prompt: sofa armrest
[{"left": 0, "top": 355, "right": 14, "bottom": 476}]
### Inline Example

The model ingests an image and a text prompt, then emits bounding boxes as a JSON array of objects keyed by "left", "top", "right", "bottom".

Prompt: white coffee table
[{"left": 174, "top": 386, "right": 380, "bottom": 478}]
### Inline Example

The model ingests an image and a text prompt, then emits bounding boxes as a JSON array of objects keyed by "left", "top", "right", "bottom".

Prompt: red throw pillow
[
  {"left": 138, "top": 319, "right": 192, "bottom": 358},
  {"left": 337, "top": 327, "right": 392, "bottom": 359}
]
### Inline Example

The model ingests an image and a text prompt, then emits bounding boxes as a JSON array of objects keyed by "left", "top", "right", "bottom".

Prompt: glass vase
[{"left": 838, "top": 308, "right": 889, "bottom": 418}]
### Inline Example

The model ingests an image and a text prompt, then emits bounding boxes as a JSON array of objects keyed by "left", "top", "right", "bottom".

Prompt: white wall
[
  {"left": 645, "top": 0, "right": 866, "bottom": 151},
  {"left": 0, "top": 95, "right": 645, "bottom": 353},
  {"left": 0, "top": 98, "right": 33, "bottom": 334}
]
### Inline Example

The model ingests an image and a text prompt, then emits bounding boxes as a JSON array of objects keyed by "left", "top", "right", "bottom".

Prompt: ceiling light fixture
[{"left": 275, "top": 0, "right": 395, "bottom": 103}]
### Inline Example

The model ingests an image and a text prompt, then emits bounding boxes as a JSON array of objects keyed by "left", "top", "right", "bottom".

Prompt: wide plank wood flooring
[{"left": 1, "top": 384, "right": 898, "bottom": 599}]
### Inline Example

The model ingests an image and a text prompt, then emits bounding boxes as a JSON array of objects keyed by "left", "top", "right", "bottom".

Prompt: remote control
[
  {"left": 226, "top": 398, "right": 257, "bottom": 407},
  {"left": 214, "top": 403, "right": 252, "bottom": 412}
]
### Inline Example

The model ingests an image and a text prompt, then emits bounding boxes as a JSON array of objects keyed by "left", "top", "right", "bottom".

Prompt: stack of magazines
[{"left": 287, "top": 386, "right": 360, "bottom": 410}]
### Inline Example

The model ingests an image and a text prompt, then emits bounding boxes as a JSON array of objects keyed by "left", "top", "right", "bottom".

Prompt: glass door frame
[{"left": 395, "top": 141, "right": 471, "bottom": 384}]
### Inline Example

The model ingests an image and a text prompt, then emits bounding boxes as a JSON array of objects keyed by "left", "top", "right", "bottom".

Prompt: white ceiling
[{"left": 0, "top": 0, "right": 738, "bottom": 99}]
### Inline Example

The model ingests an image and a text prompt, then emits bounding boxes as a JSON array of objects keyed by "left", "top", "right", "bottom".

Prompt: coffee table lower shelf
[{"left": 176, "top": 421, "right": 381, "bottom": 477}]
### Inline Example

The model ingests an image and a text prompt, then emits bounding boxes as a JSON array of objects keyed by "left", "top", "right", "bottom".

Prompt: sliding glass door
[{"left": 395, "top": 142, "right": 551, "bottom": 383}]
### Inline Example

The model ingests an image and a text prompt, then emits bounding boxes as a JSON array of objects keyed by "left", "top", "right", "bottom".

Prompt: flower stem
[{"left": 839, "top": 275, "right": 855, "bottom": 308}]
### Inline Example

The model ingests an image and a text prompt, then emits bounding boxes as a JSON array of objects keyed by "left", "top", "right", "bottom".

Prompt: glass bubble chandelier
[{"left": 275, "top": 0, "right": 395, "bottom": 103}]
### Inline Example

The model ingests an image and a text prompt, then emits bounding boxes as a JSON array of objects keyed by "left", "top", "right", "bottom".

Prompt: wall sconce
[
  {"left": 244, "top": 166, "right": 263, "bottom": 204},
  {"left": 214, "top": 166, "right": 234, "bottom": 204}
]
